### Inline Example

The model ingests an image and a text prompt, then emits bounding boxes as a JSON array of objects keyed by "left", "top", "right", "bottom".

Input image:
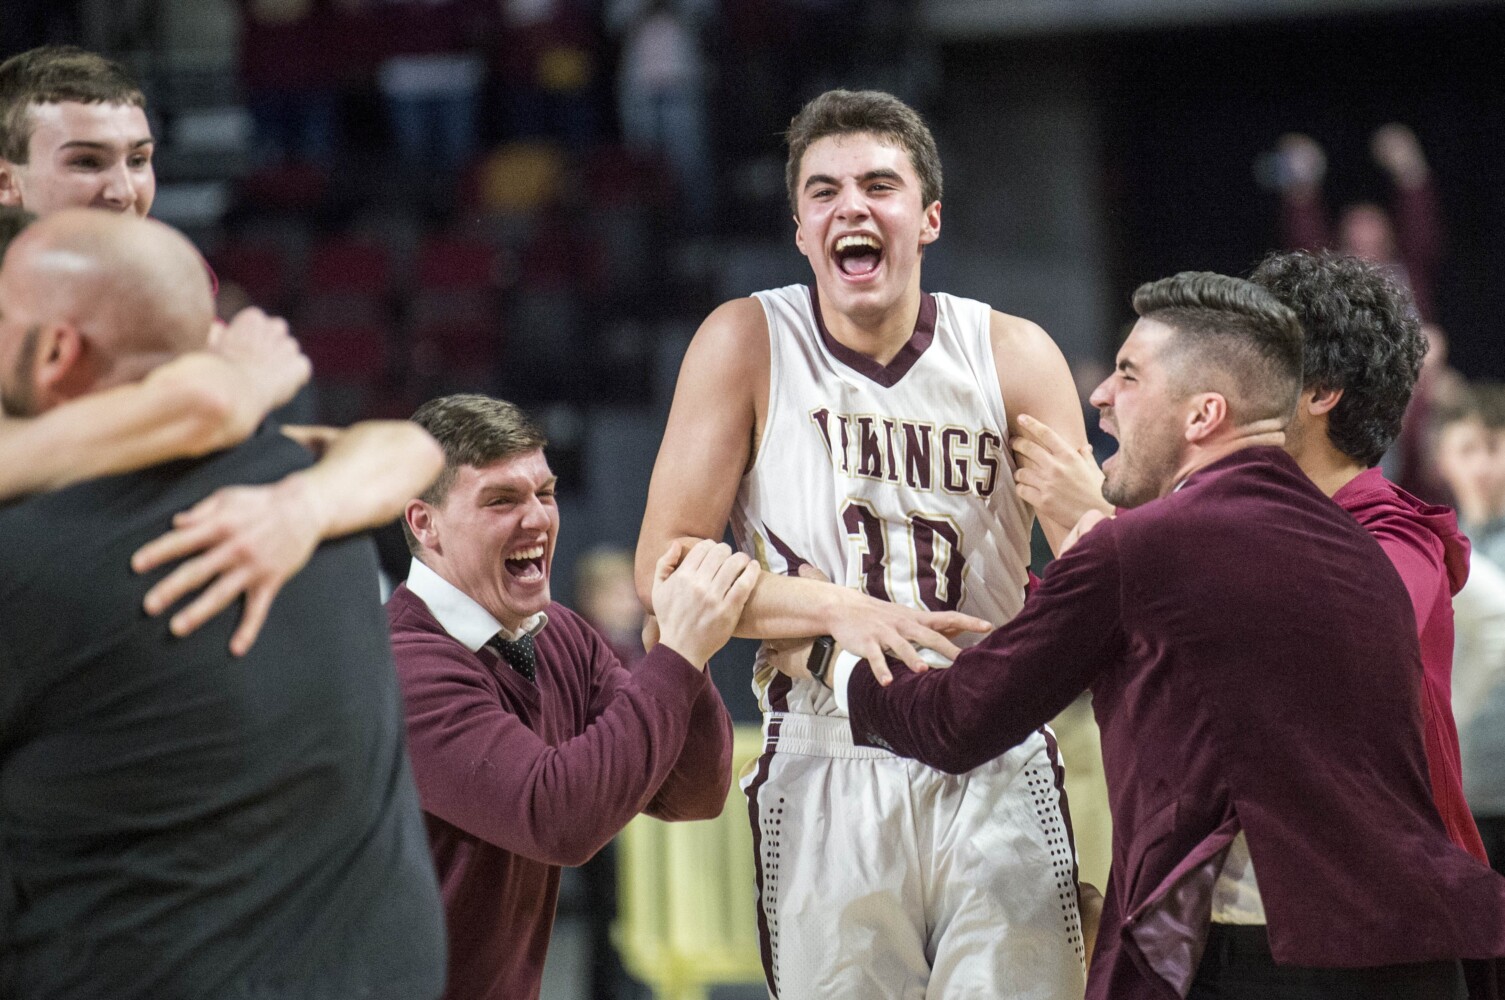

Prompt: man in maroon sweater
[
  {"left": 1249, "top": 249, "right": 1488, "bottom": 865},
  {"left": 389, "top": 393, "right": 747, "bottom": 1000},
  {"left": 1019, "top": 252, "right": 1490, "bottom": 865},
  {"left": 810, "top": 273, "right": 1505, "bottom": 999}
]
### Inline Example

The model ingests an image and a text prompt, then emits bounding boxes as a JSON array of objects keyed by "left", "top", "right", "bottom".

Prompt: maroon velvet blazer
[{"left": 848, "top": 447, "right": 1505, "bottom": 1000}]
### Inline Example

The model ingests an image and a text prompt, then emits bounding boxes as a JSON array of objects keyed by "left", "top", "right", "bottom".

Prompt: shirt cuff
[{"left": 831, "top": 650, "right": 862, "bottom": 715}]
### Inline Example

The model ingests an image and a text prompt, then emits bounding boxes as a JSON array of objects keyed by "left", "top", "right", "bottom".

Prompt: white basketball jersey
[{"left": 733, "top": 285, "right": 1034, "bottom": 716}]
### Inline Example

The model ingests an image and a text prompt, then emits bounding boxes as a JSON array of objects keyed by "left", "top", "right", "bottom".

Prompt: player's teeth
[
  {"left": 836, "top": 235, "right": 880, "bottom": 251},
  {"left": 509, "top": 546, "right": 544, "bottom": 561}
]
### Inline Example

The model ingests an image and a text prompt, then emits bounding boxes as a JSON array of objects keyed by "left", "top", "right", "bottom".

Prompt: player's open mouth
[
  {"left": 504, "top": 545, "right": 547, "bottom": 582},
  {"left": 833, "top": 234, "right": 883, "bottom": 278}
]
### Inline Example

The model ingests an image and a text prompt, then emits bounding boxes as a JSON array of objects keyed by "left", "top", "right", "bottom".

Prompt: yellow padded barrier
[{"left": 614, "top": 725, "right": 767, "bottom": 1000}]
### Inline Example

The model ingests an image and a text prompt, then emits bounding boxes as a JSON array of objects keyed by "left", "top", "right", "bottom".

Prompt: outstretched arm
[
  {"left": 0, "top": 307, "right": 308, "bottom": 499},
  {"left": 133, "top": 419, "right": 444, "bottom": 654},
  {"left": 635, "top": 299, "right": 991, "bottom": 684}
]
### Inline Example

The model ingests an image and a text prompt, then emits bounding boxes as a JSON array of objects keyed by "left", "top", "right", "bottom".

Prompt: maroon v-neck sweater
[{"left": 388, "top": 587, "right": 733, "bottom": 1000}]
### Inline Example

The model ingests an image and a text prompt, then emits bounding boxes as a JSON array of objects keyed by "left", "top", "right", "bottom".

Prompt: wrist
[
  {"left": 274, "top": 469, "right": 334, "bottom": 538},
  {"left": 656, "top": 634, "right": 710, "bottom": 672},
  {"left": 806, "top": 636, "right": 836, "bottom": 686}
]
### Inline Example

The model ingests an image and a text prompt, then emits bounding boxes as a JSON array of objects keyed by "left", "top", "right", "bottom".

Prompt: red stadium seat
[{"left": 306, "top": 236, "right": 394, "bottom": 298}]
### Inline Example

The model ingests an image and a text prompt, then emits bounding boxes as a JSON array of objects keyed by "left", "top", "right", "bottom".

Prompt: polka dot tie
[{"left": 489, "top": 633, "right": 537, "bottom": 683}]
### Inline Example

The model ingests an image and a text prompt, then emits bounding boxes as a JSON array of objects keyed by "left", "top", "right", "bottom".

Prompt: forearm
[
  {"left": 645, "top": 670, "right": 734, "bottom": 821},
  {"left": 846, "top": 655, "right": 1046, "bottom": 774},
  {"left": 407, "top": 647, "right": 707, "bottom": 866},
  {"left": 847, "top": 532, "right": 1122, "bottom": 772},
  {"left": 281, "top": 421, "right": 443, "bottom": 539},
  {"left": 0, "top": 352, "right": 266, "bottom": 499},
  {"left": 732, "top": 571, "right": 857, "bottom": 640}
]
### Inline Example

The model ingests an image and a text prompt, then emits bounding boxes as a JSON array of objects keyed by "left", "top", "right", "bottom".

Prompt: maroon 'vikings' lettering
[{"left": 810, "top": 408, "right": 1004, "bottom": 499}]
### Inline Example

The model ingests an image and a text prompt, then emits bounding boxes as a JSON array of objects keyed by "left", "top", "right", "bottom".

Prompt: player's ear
[
  {"left": 0, "top": 159, "right": 23, "bottom": 208},
  {"left": 919, "top": 200, "right": 941, "bottom": 247},
  {"left": 793, "top": 214, "right": 809, "bottom": 256}
]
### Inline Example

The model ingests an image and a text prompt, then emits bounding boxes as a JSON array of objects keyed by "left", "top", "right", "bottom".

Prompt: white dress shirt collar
[{"left": 406, "top": 558, "right": 547, "bottom": 651}]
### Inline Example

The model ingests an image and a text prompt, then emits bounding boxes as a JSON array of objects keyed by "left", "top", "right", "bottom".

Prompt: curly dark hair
[{"left": 1249, "top": 250, "right": 1425, "bottom": 467}]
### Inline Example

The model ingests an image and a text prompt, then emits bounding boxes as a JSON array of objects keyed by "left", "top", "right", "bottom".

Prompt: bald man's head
[{"left": 0, "top": 207, "right": 211, "bottom": 415}]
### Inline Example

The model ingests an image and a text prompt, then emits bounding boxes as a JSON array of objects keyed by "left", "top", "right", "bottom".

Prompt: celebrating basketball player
[{"left": 637, "top": 89, "right": 1092, "bottom": 999}]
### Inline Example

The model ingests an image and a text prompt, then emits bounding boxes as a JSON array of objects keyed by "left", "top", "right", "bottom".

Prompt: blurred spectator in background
[
  {"left": 1263, "top": 123, "right": 1442, "bottom": 323},
  {"left": 1436, "top": 393, "right": 1505, "bottom": 876},
  {"left": 238, "top": 0, "right": 354, "bottom": 169},
  {"left": 614, "top": 0, "right": 712, "bottom": 230},
  {"left": 1435, "top": 384, "right": 1505, "bottom": 570},
  {"left": 374, "top": 0, "right": 488, "bottom": 175},
  {"left": 576, "top": 545, "right": 649, "bottom": 668},
  {"left": 491, "top": 0, "right": 601, "bottom": 151},
  {"left": 1393, "top": 320, "right": 1470, "bottom": 504}
]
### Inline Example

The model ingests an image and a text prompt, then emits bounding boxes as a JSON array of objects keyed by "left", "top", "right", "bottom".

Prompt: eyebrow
[
  {"left": 58, "top": 138, "right": 154, "bottom": 151},
  {"left": 482, "top": 476, "right": 559, "bottom": 497},
  {"left": 802, "top": 168, "right": 905, "bottom": 192},
  {"left": 1116, "top": 359, "right": 1138, "bottom": 374}
]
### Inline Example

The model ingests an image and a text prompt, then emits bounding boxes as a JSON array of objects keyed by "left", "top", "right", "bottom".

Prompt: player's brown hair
[
  {"left": 785, "top": 89, "right": 942, "bottom": 213},
  {"left": 0, "top": 46, "right": 146, "bottom": 164},
  {"left": 403, "top": 394, "right": 548, "bottom": 555},
  {"left": 1133, "top": 271, "right": 1305, "bottom": 425}
]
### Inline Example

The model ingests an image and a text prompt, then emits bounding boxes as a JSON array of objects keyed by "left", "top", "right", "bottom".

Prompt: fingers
[
  {"left": 677, "top": 538, "right": 721, "bottom": 576},
  {"left": 168, "top": 566, "right": 252, "bottom": 639},
  {"left": 229, "top": 585, "right": 276, "bottom": 657},
  {"left": 140, "top": 535, "right": 231, "bottom": 616},
  {"left": 727, "top": 559, "right": 760, "bottom": 606},
  {"left": 1014, "top": 414, "right": 1072, "bottom": 454},
  {"left": 654, "top": 538, "right": 690, "bottom": 584},
  {"left": 921, "top": 611, "right": 994, "bottom": 637},
  {"left": 1010, "top": 437, "right": 1045, "bottom": 469},
  {"left": 904, "top": 624, "right": 962, "bottom": 662},
  {"left": 133, "top": 518, "right": 221, "bottom": 577},
  {"left": 710, "top": 549, "right": 753, "bottom": 593},
  {"left": 855, "top": 642, "right": 893, "bottom": 686}
]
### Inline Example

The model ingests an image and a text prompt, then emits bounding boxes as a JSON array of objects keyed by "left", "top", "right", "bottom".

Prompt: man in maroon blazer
[
  {"left": 388, "top": 393, "right": 750, "bottom": 1000},
  {"left": 812, "top": 273, "right": 1505, "bottom": 999}
]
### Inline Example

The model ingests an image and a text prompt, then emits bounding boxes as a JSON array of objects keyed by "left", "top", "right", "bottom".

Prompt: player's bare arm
[
  {"left": 132, "top": 419, "right": 445, "bottom": 655},
  {"left": 637, "top": 298, "right": 990, "bottom": 683},
  {"left": 991, "top": 311, "right": 1103, "bottom": 554},
  {"left": 0, "top": 306, "right": 307, "bottom": 500}
]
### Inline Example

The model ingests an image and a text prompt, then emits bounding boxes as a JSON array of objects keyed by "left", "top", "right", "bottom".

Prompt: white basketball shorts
[{"left": 739, "top": 712, "right": 1085, "bottom": 1000}]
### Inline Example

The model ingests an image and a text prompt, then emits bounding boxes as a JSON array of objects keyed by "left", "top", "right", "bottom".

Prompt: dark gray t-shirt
[{"left": 0, "top": 427, "right": 445, "bottom": 999}]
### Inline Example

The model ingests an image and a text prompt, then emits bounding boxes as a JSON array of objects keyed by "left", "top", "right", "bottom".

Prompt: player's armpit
[{"left": 1012, "top": 413, "right": 1111, "bottom": 534}]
